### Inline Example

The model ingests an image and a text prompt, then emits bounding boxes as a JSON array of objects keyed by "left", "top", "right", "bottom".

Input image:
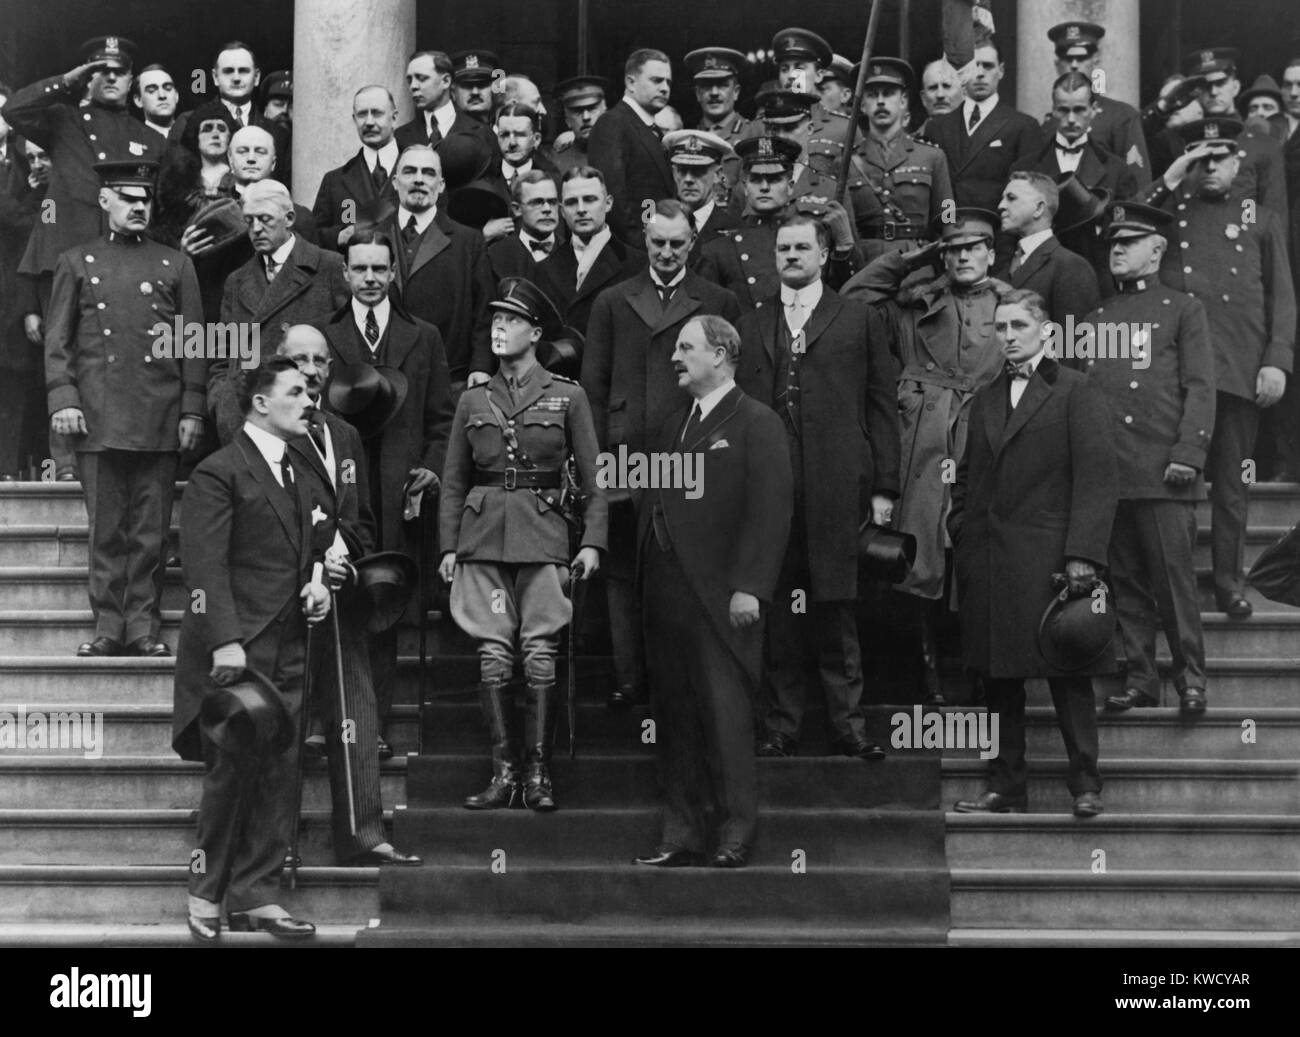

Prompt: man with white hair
[
  {"left": 920, "top": 58, "right": 963, "bottom": 124},
  {"left": 209, "top": 180, "right": 349, "bottom": 444}
]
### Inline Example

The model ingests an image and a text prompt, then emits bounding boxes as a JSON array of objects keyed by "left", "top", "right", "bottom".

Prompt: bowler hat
[
  {"left": 353, "top": 551, "right": 418, "bottom": 632},
  {"left": 538, "top": 327, "right": 585, "bottom": 379},
  {"left": 189, "top": 195, "right": 248, "bottom": 251},
  {"left": 435, "top": 133, "right": 493, "bottom": 191},
  {"left": 200, "top": 667, "right": 292, "bottom": 756},
  {"left": 1037, "top": 575, "right": 1116, "bottom": 671},
  {"left": 1241, "top": 74, "right": 1283, "bottom": 111},
  {"left": 857, "top": 522, "right": 917, "bottom": 583},
  {"left": 447, "top": 177, "right": 510, "bottom": 229},
  {"left": 326, "top": 363, "right": 408, "bottom": 440}
]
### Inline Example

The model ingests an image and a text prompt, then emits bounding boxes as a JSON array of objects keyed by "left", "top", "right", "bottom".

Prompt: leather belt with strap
[
  {"left": 898, "top": 363, "right": 978, "bottom": 392},
  {"left": 862, "top": 221, "right": 925, "bottom": 241},
  {"left": 473, "top": 468, "right": 563, "bottom": 490}
]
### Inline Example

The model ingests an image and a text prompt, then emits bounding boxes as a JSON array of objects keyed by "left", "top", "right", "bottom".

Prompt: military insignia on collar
[
  {"left": 139, "top": 281, "right": 153, "bottom": 295},
  {"left": 1225, "top": 224, "right": 1240, "bottom": 239}
]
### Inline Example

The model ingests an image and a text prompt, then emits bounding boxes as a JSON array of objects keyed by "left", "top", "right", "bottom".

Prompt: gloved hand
[{"left": 210, "top": 642, "right": 246, "bottom": 686}]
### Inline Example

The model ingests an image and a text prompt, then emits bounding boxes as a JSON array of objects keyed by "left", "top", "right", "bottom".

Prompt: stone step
[
  {"left": 0, "top": 756, "right": 408, "bottom": 810},
  {"left": 950, "top": 868, "right": 1300, "bottom": 930},
  {"left": 0, "top": 864, "right": 379, "bottom": 925},
  {"left": 942, "top": 757, "right": 1300, "bottom": 813},
  {"left": 0, "top": 808, "right": 395, "bottom": 865},
  {"left": 1208, "top": 484, "right": 1300, "bottom": 528},
  {"left": 946, "top": 813, "right": 1300, "bottom": 871},
  {"left": 947, "top": 927, "right": 1300, "bottom": 947},
  {"left": 358, "top": 921, "right": 946, "bottom": 947},
  {"left": 0, "top": 922, "right": 366, "bottom": 947},
  {"left": 0, "top": 568, "right": 188, "bottom": 611},
  {"left": 1029, "top": 661, "right": 1300, "bottom": 709},
  {"left": 0, "top": 526, "right": 180, "bottom": 567},
  {"left": 1192, "top": 527, "right": 1289, "bottom": 569},
  {"left": 0, "top": 483, "right": 184, "bottom": 527}
]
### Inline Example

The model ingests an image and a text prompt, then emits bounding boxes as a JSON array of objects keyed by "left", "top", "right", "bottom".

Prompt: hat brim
[
  {"left": 327, "top": 364, "right": 409, "bottom": 439},
  {"left": 200, "top": 667, "right": 292, "bottom": 756},
  {"left": 1105, "top": 226, "right": 1163, "bottom": 241},
  {"left": 353, "top": 551, "right": 419, "bottom": 632},
  {"left": 857, "top": 523, "right": 917, "bottom": 583}
]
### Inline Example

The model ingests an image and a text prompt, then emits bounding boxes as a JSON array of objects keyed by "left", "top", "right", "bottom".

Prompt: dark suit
[
  {"left": 377, "top": 209, "right": 494, "bottom": 383},
  {"left": 688, "top": 202, "right": 741, "bottom": 269},
  {"left": 534, "top": 233, "right": 646, "bottom": 338},
  {"left": 737, "top": 289, "right": 901, "bottom": 746},
  {"left": 210, "top": 236, "right": 351, "bottom": 443},
  {"left": 993, "top": 234, "right": 1100, "bottom": 342},
  {"left": 948, "top": 357, "right": 1116, "bottom": 798},
  {"left": 173, "top": 428, "right": 333, "bottom": 911},
  {"left": 486, "top": 232, "right": 551, "bottom": 284},
  {"left": 312, "top": 149, "right": 400, "bottom": 251},
  {"left": 587, "top": 99, "right": 676, "bottom": 244},
  {"left": 640, "top": 385, "right": 792, "bottom": 851},
  {"left": 0, "top": 140, "right": 45, "bottom": 476},
  {"left": 925, "top": 101, "right": 1046, "bottom": 213},
  {"left": 582, "top": 268, "right": 740, "bottom": 700},
  {"left": 394, "top": 107, "right": 503, "bottom": 176}
]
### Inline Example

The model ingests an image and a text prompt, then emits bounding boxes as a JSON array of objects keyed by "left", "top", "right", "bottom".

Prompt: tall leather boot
[
  {"left": 522, "top": 682, "right": 558, "bottom": 812},
  {"left": 463, "top": 681, "right": 521, "bottom": 809}
]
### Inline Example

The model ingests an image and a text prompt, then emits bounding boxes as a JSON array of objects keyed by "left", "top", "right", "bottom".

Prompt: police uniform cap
[
  {"left": 663, "top": 129, "right": 732, "bottom": 167},
  {"left": 451, "top": 49, "right": 501, "bottom": 84},
  {"left": 1183, "top": 47, "right": 1240, "bottom": 81},
  {"left": 771, "top": 27, "right": 833, "bottom": 67},
  {"left": 1103, "top": 200, "right": 1174, "bottom": 241},
  {"left": 756, "top": 87, "right": 819, "bottom": 125},
  {"left": 858, "top": 56, "right": 913, "bottom": 91},
  {"left": 1047, "top": 21, "right": 1104, "bottom": 59},
  {"left": 684, "top": 48, "right": 748, "bottom": 82},
  {"left": 1240, "top": 74, "right": 1283, "bottom": 109},
  {"left": 491, "top": 277, "right": 563, "bottom": 336},
  {"left": 735, "top": 134, "right": 800, "bottom": 173},
  {"left": 262, "top": 70, "right": 293, "bottom": 101},
  {"left": 95, "top": 160, "right": 158, "bottom": 200},
  {"left": 553, "top": 75, "right": 608, "bottom": 107},
  {"left": 78, "top": 35, "right": 136, "bottom": 69},
  {"left": 935, "top": 207, "right": 998, "bottom": 248},
  {"left": 1180, "top": 116, "right": 1243, "bottom": 155},
  {"left": 819, "top": 54, "right": 855, "bottom": 86}
]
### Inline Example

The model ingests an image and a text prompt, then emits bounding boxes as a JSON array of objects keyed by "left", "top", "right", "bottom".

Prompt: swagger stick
[
  {"left": 283, "top": 560, "right": 324, "bottom": 890},
  {"left": 836, "top": 0, "right": 887, "bottom": 205},
  {"left": 330, "top": 592, "right": 358, "bottom": 836}
]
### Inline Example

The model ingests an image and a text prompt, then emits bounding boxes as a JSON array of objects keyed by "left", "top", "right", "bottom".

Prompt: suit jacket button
[
  {"left": 740, "top": 254, "right": 749, "bottom": 261},
  {"left": 747, "top": 276, "right": 756, "bottom": 284},
  {"left": 1124, "top": 415, "right": 1133, "bottom": 424}
]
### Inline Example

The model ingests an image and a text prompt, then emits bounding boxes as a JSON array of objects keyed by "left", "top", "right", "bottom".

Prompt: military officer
[
  {"left": 818, "top": 54, "right": 856, "bottom": 118},
  {"left": 767, "top": 27, "right": 853, "bottom": 147},
  {"left": 1046, "top": 21, "right": 1151, "bottom": 190},
  {"left": 697, "top": 136, "right": 860, "bottom": 313},
  {"left": 853, "top": 58, "right": 955, "bottom": 261},
  {"left": 1151, "top": 118, "right": 1295, "bottom": 617},
  {"left": 685, "top": 47, "right": 751, "bottom": 202},
  {"left": 438, "top": 278, "right": 608, "bottom": 812},
  {"left": 1086, "top": 202, "right": 1215, "bottom": 715},
  {"left": 44, "top": 161, "right": 205, "bottom": 657},
  {"left": 662, "top": 129, "right": 740, "bottom": 264},
  {"left": 546, "top": 76, "right": 608, "bottom": 177}
]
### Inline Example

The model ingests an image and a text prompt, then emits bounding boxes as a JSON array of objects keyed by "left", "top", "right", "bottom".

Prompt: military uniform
[
  {"left": 853, "top": 133, "right": 954, "bottom": 259},
  {"left": 700, "top": 114, "right": 750, "bottom": 202},
  {"left": 44, "top": 163, "right": 204, "bottom": 655},
  {"left": 1085, "top": 203, "right": 1216, "bottom": 711},
  {"left": 440, "top": 279, "right": 608, "bottom": 811}
]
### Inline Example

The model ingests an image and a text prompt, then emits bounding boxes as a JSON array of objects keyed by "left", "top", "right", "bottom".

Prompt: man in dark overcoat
[{"left": 949, "top": 288, "right": 1118, "bottom": 818}]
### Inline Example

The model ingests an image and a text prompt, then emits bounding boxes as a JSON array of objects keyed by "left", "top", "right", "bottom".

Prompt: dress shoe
[
  {"left": 227, "top": 912, "right": 316, "bottom": 939},
  {"left": 57, "top": 472, "right": 77, "bottom": 482},
  {"left": 633, "top": 846, "right": 706, "bottom": 867},
  {"left": 757, "top": 732, "right": 797, "bottom": 757},
  {"left": 709, "top": 844, "right": 750, "bottom": 869},
  {"left": 348, "top": 846, "right": 422, "bottom": 866},
  {"left": 953, "top": 791, "right": 1028, "bottom": 813},
  {"left": 1104, "top": 688, "right": 1159, "bottom": 712},
  {"left": 126, "top": 634, "right": 170, "bottom": 657},
  {"left": 1179, "top": 687, "right": 1208, "bottom": 715},
  {"left": 833, "top": 737, "right": 886, "bottom": 761},
  {"left": 76, "top": 636, "right": 123, "bottom": 657},
  {"left": 607, "top": 685, "right": 637, "bottom": 710},
  {"left": 376, "top": 736, "right": 393, "bottom": 760},
  {"left": 1217, "top": 594, "right": 1252, "bottom": 618},
  {"left": 187, "top": 915, "right": 221, "bottom": 942},
  {"left": 1073, "top": 791, "right": 1104, "bottom": 818}
]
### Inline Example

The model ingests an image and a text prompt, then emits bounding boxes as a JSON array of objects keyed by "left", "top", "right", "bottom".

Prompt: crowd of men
[{"left": 1, "top": 14, "right": 1298, "bottom": 937}]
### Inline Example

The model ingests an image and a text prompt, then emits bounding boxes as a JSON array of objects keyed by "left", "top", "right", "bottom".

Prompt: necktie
[
  {"left": 265, "top": 258, "right": 280, "bottom": 283},
  {"left": 1005, "top": 360, "right": 1032, "bottom": 380},
  {"left": 785, "top": 294, "right": 808, "bottom": 336},
  {"left": 681, "top": 404, "right": 701, "bottom": 443},
  {"left": 279, "top": 453, "right": 295, "bottom": 487},
  {"left": 365, "top": 308, "right": 380, "bottom": 350},
  {"left": 967, "top": 104, "right": 982, "bottom": 133},
  {"left": 426, "top": 115, "right": 442, "bottom": 145},
  {"left": 308, "top": 417, "right": 328, "bottom": 456},
  {"left": 402, "top": 213, "right": 419, "bottom": 247},
  {"left": 656, "top": 281, "right": 675, "bottom": 307},
  {"left": 233, "top": 106, "right": 246, "bottom": 129},
  {"left": 1009, "top": 250, "right": 1024, "bottom": 275},
  {"left": 372, "top": 160, "right": 388, "bottom": 191}
]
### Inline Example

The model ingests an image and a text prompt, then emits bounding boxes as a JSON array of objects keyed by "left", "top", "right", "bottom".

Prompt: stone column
[
  {"left": 292, "top": 0, "right": 416, "bottom": 204},
  {"left": 1016, "top": 0, "right": 1141, "bottom": 115}
]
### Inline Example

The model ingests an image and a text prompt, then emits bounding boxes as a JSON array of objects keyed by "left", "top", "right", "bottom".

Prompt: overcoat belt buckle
[
  {"left": 503, "top": 467, "right": 517, "bottom": 490},
  {"left": 882, "top": 222, "right": 897, "bottom": 241}
]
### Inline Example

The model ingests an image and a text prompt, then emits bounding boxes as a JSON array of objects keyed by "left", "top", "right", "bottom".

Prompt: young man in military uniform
[
  {"left": 545, "top": 77, "right": 609, "bottom": 177},
  {"left": 684, "top": 48, "right": 750, "bottom": 202},
  {"left": 853, "top": 58, "right": 955, "bottom": 261},
  {"left": 1086, "top": 202, "right": 1216, "bottom": 715},
  {"left": 818, "top": 55, "right": 856, "bottom": 119},
  {"left": 438, "top": 278, "right": 608, "bottom": 811},
  {"left": 767, "top": 27, "right": 853, "bottom": 148},
  {"left": 44, "top": 161, "right": 205, "bottom": 657}
]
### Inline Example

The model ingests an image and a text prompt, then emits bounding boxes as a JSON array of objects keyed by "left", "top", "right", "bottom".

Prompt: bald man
[{"left": 209, "top": 180, "right": 350, "bottom": 444}]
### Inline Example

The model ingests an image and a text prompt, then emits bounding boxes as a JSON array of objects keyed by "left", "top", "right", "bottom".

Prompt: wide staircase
[{"left": 0, "top": 480, "right": 1296, "bottom": 946}]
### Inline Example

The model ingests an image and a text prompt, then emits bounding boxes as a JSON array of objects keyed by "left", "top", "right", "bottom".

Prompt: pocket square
[
  {"left": 989, "top": 139, "right": 1003, "bottom": 148},
  {"left": 311, "top": 505, "right": 328, "bottom": 525},
  {"left": 709, "top": 439, "right": 729, "bottom": 450}
]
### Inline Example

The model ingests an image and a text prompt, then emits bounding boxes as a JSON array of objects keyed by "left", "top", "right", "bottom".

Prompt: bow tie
[
  {"left": 526, "top": 236, "right": 554, "bottom": 256},
  {"left": 1005, "top": 360, "right": 1033, "bottom": 380},
  {"left": 1056, "top": 142, "right": 1086, "bottom": 155}
]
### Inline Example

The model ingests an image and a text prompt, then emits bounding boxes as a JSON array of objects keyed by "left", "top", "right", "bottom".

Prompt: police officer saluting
[
  {"left": 438, "top": 279, "right": 608, "bottom": 811},
  {"left": 45, "top": 161, "right": 205, "bottom": 657}
]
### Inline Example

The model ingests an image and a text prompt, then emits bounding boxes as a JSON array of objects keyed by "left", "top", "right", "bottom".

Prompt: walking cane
[
  {"left": 836, "top": 0, "right": 888, "bottom": 206},
  {"left": 283, "top": 561, "right": 324, "bottom": 891},
  {"left": 417, "top": 506, "right": 429, "bottom": 756},
  {"left": 330, "top": 590, "right": 358, "bottom": 837}
]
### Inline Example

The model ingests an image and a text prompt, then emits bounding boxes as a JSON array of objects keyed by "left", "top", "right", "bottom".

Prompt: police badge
[{"left": 1226, "top": 225, "right": 1240, "bottom": 240}]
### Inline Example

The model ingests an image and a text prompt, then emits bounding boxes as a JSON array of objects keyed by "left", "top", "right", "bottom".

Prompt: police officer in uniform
[
  {"left": 853, "top": 58, "right": 955, "bottom": 261},
  {"left": 685, "top": 48, "right": 751, "bottom": 202},
  {"left": 697, "top": 136, "right": 860, "bottom": 312},
  {"left": 438, "top": 278, "right": 608, "bottom": 811},
  {"left": 1085, "top": 202, "right": 1216, "bottom": 715},
  {"left": 45, "top": 161, "right": 205, "bottom": 657}
]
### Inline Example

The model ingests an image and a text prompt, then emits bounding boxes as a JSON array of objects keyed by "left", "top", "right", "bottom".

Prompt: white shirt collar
[
  {"left": 145, "top": 120, "right": 171, "bottom": 138},
  {"left": 694, "top": 378, "right": 736, "bottom": 421},
  {"left": 224, "top": 100, "right": 252, "bottom": 123},
  {"left": 503, "top": 157, "right": 533, "bottom": 180},
  {"left": 963, "top": 95, "right": 998, "bottom": 124},
  {"left": 266, "top": 233, "right": 296, "bottom": 269},
  {"left": 1055, "top": 132, "right": 1088, "bottom": 150},
  {"left": 397, "top": 205, "right": 437, "bottom": 234},
  {"left": 520, "top": 228, "right": 555, "bottom": 249},
  {"left": 1023, "top": 349, "right": 1046, "bottom": 373},
  {"left": 622, "top": 95, "right": 657, "bottom": 127},
  {"left": 352, "top": 296, "right": 392, "bottom": 346},
  {"left": 780, "top": 279, "right": 824, "bottom": 310},
  {"left": 242, "top": 419, "right": 288, "bottom": 475},
  {"left": 649, "top": 266, "right": 687, "bottom": 290},
  {"left": 365, "top": 139, "right": 400, "bottom": 173},
  {"left": 428, "top": 100, "right": 456, "bottom": 138},
  {"left": 1016, "top": 228, "right": 1054, "bottom": 260},
  {"left": 692, "top": 197, "right": 717, "bottom": 231},
  {"left": 572, "top": 224, "right": 611, "bottom": 259}
]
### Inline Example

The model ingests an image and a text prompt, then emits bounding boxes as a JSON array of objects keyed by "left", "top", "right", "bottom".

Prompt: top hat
[
  {"left": 200, "top": 667, "right": 292, "bottom": 756},
  {"left": 1038, "top": 575, "right": 1116, "bottom": 671},
  {"left": 352, "top": 551, "right": 418, "bottom": 632},
  {"left": 858, "top": 522, "right": 917, "bottom": 583},
  {"left": 326, "top": 363, "right": 408, "bottom": 440},
  {"left": 684, "top": 47, "right": 748, "bottom": 82}
]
